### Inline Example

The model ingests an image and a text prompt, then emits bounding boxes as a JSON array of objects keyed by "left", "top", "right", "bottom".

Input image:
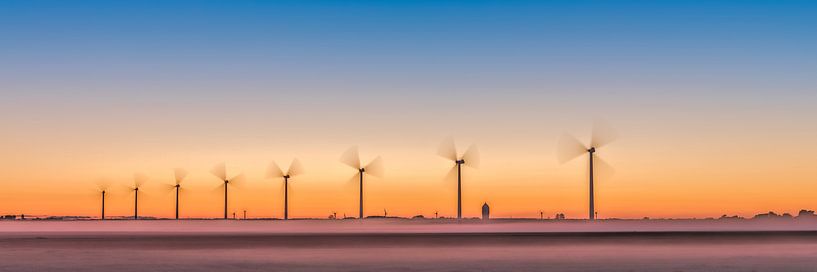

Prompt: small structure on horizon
[{"left": 482, "top": 203, "right": 490, "bottom": 220}]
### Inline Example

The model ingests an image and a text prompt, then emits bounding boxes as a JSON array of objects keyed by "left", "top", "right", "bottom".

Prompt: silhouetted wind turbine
[
  {"left": 268, "top": 159, "right": 304, "bottom": 220},
  {"left": 340, "top": 146, "right": 384, "bottom": 219},
  {"left": 130, "top": 174, "right": 149, "bottom": 220},
  {"left": 101, "top": 189, "right": 106, "bottom": 220},
  {"left": 557, "top": 120, "right": 617, "bottom": 220},
  {"left": 438, "top": 138, "right": 480, "bottom": 220},
  {"left": 165, "top": 168, "right": 188, "bottom": 220},
  {"left": 94, "top": 181, "right": 111, "bottom": 220},
  {"left": 97, "top": 184, "right": 108, "bottom": 220},
  {"left": 210, "top": 163, "right": 245, "bottom": 219}
]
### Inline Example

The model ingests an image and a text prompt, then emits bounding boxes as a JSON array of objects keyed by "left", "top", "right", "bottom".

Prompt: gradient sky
[{"left": 2, "top": 0, "right": 816, "bottom": 219}]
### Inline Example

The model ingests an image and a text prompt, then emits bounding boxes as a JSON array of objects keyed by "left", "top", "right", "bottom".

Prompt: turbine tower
[
  {"left": 100, "top": 189, "right": 106, "bottom": 220},
  {"left": 268, "top": 158, "right": 304, "bottom": 220},
  {"left": 437, "top": 138, "right": 479, "bottom": 220},
  {"left": 557, "top": 120, "right": 617, "bottom": 220},
  {"left": 210, "top": 163, "right": 245, "bottom": 219},
  {"left": 340, "top": 146, "right": 384, "bottom": 219}
]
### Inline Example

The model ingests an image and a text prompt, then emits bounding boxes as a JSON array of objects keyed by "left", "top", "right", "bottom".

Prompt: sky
[{"left": 1, "top": 0, "right": 816, "bottom": 219}]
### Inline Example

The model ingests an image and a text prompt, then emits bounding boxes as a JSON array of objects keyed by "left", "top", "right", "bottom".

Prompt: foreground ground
[{"left": 2, "top": 220, "right": 817, "bottom": 271}]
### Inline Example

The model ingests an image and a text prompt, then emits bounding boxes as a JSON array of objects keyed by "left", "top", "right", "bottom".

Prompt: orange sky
[{"left": 2, "top": 102, "right": 816, "bottom": 219}]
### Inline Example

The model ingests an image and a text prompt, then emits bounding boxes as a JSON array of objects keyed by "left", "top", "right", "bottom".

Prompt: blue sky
[{"left": 3, "top": 1, "right": 815, "bottom": 100}]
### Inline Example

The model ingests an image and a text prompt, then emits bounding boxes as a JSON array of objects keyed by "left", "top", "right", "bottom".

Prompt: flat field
[{"left": 2, "top": 220, "right": 816, "bottom": 271}]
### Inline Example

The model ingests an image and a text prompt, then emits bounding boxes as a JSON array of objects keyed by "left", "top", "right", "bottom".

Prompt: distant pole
[
  {"left": 101, "top": 191, "right": 106, "bottom": 220},
  {"left": 243, "top": 210, "right": 247, "bottom": 220},
  {"left": 457, "top": 162, "right": 462, "bottom": 220},
  {"left": 359, "top": 170, "right": 364, "bottom": 219},
  {"left": 284, "top": 176, "right": 289, "bottom": 220},
  {"left": 134, "top": 188, "right": 138, "bottom": 220},
  {"left": 589, "top": 148, "right": 595, "bottom": 220},
  {"left": 224, "top": 181, "right": 228, "bottom": 219}
]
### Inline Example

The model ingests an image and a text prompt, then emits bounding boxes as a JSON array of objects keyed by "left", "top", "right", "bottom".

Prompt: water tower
[{"left": 481, "top": 203, "right": 490, "bottom": 220}]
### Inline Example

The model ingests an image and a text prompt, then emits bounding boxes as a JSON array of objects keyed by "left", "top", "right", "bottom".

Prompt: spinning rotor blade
[
  {"left": 343, "top": 172, "right": 361, "bottom": 192},
  {"left": 340, "top": 146, "right": 361, "bottom": 169},
  {"left": 364, "top": 156, "right": 385, "bottom": 178},
  {"left": 210, "top": 182, "right": 226, "bottom": 195},
  {"left": 133, "top": 173, "right": 149, "bottom": 188},
  {"left": 210, "top": 162, "right": 227, "bottom": 181},
  {"left": 287, "top": 158, "right": 304, "bottom": 177},
  {"left": 174, "top": 168, "right": 188, "bottom": 185},
  {"left": 95, "top": 179, "right": 111, "bottom": 192},
  {"left": 443, "top": 164, "right": 459, "bottom": 187},
  {"left": 267, "top": 161, "right": 284, "bottom": 178},
  {"left": 162, "top": 183, "right": 178, "bottom": 194},
  {"left": 557, "top": 133, "right": 588, "bottom": 163},
  {"left": 228, "top": 173, "right": 247, "bottom": 188},
  {"left": 437, "top": 137, "right": 458, "bottom": 162},
  {"left": 591, "top": 119, "right": 618, "bottom": 149},
  {"left": 462, "top": 145, "right": 480, "bottom": 168},
  {"left": 594, "top": 155, "right": 616, "bottom": 181}
]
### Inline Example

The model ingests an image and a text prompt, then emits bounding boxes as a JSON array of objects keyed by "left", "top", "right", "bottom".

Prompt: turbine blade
[
  {"left": 339, "top": 146, "right": 361, "bottom": 169},
  {"left": 437, "top": 137, "right": 458, "bottom": 162},
  {"left": 267, "top": 161, "right": 284, "bottom": 178},
  {"left": 287, "top": 158, "right": 305, "bottom": 177},
  {"left": 95, "top": 179, "right": 112, "bottom": 192},
  {"left": 210, "top": 182, "right": 226, "bottom": 195},
  {"left": 462, "top": 144, "right": 480, "bottom": 168},
  {"left": 343, "top": 172, "right": 361, "bottom": 192},
  {"left": 174, "top": 168, "right": 188, "bottom": 185},
  {"left": 594, "top": 155, "right": 616, "bottom": 181},
  {"left": 365, "top": 156, "right": 385, "bottom": 178},
  {"left": 229, "top": 173, "right": 247, "bottom": 188},
  {"left": 557, "top": 133, "right": 588, "bottom": 163},
  {"left": 591, "top": 119, "right": 618, "bottom": 149},
  {"left": 210, "top": 162, "right": 227, "bottom": 181},
  {"left": 162, "top": 183, "right": 177, "bottom": 195},
  {"left": 443, "top": 164, "right": 458, "bottom": 184},
  {"left": 133, "top": 173, "right": 149, "bottom": 188}
]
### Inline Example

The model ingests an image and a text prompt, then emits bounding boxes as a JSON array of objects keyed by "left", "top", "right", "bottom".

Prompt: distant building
[{"left": 482, "top": 203, "right": 490, "bottom": 220}]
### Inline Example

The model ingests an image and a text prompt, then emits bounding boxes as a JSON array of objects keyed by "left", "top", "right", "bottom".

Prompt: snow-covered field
[{"left": 2, "top": 220, "right": 817, "bottom": 271}]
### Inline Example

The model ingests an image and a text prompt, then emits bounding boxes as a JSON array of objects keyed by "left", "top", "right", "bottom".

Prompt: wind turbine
[
  {"left": 166, "top": 168, "right": 188, "bottom": 220},
  {"left": 340, "top": 146, "right": 384, "bottom": 219},
  {"left": 437, "top": 138, "right": 480, "bottom": 220},
  {"left": 130, "top": 174, "right": 149, "bottom": 220},
  {"left": 557, "top": 120, "right": 617, "bottom": 220},
  {"left": 267, "top": 158, "right": 304, "bottom": 220},
  {"left": 210, "top": 163, "right": 245, "bottom": 220},
  {"left": 101, "top": 189, "right": 106, "bottom": 220},
  {"left": 94, "top": 181, "right": 110, "bottom": 220}
]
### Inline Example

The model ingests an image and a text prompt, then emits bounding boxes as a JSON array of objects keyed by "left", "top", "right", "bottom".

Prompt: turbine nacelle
[{"left": 588, "top": 147, "right": 596, "bottom": 153}]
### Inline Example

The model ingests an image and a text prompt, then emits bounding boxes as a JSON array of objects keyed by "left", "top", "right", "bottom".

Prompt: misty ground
[{"left": 2, "top": 220, "right": 817, "bottom": 271}]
